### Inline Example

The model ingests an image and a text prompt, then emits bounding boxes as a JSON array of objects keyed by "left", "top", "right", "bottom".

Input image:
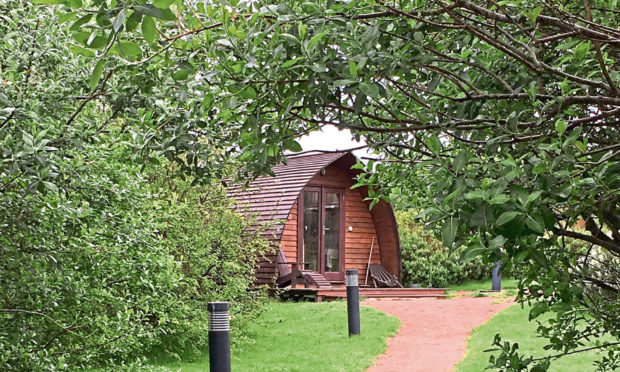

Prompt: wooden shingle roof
[{"left": 227, "top": 152, "right": 352, "bottom": 241}]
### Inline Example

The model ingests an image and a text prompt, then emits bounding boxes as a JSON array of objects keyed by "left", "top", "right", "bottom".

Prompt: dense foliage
[
  {"left": 1, "top": 143, "right": 268, "bottom": 371},
  {"left": 0, "top": 3, "right": 268, "bottom": 370},
  {"left": 397, "top": 210, "right": 489, "bottom": 288},
  {"left": 3, "top": 0, "right": 619, "bottom": 370}
]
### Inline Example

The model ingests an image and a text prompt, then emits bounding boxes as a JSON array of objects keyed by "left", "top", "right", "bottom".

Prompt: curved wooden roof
[{"left": 228, "top": 152, "right": 349, "bottom": 240}]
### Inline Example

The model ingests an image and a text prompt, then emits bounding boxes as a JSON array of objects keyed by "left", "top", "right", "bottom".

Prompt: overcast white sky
[{"left": 297, "top": 125, "right": 371, "bottom": 159}]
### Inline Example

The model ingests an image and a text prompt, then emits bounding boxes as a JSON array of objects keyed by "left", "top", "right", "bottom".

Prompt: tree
[
  {"left": 9, "top": 0, "right": 620, "bottom": 369},
  {"left": 1, "top": 2, "right": 269, "bottom": 370},
  {"left": 216, "top": 1, "right": 618, "bottom": 368}
]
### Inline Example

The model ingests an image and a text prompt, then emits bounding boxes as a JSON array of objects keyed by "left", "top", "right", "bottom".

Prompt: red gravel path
[{"left": 362, "top": 296, "right": 514, "bottom": 372}]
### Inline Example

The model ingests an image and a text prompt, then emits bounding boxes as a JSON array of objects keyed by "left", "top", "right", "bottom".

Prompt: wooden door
[{"left": 298, "top": 187, "right": 345, "bottom": 282}]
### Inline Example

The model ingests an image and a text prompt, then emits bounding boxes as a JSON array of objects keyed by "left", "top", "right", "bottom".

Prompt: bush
[
  {"left": 396, "top": 210, "right": 490, "bottom": 288},
  {"left": 0, "top": 143, "right": 269, "bottom": 371}
]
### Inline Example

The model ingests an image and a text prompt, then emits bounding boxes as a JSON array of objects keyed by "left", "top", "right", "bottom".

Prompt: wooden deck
[{"left": 281, "top": 286, "right": 446, "bottom": 301}]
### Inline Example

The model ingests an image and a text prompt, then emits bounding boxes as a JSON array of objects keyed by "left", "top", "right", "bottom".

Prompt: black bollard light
[
  {"left": 492, "top": 261, "right": 501, "bottom": 292},
  {"left": 208, "top": 301, "right": 231, "bottom": 372},
  {"left": 346, "top": 269, "right": 361, "bottom": 336}
]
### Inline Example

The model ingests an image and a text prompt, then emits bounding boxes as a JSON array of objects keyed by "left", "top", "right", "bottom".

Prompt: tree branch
[
  {"left": 65, "top": 71, "right": 112, "bottom": 127},
  {"left": 554, "top": 228, "right": 620, "bottom": 256}
]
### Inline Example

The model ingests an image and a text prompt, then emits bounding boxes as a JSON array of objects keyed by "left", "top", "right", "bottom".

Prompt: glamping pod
[{"left": 228, "top": 151, "right": 401, "bottom": 292}]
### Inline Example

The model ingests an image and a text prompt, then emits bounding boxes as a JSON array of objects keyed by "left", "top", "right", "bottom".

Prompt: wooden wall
[
  {"left": 344, "top": 185, "right": 381, "bottom": 285},
  {"left": 280, "top": 199, "right": 298, "bottom": 264},
  {"left": 278, "top": 164, "right": 381, "bottom": 284}
]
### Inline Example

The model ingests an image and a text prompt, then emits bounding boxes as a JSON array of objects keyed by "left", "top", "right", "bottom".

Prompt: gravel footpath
[{"left": 362, "top": 296, "right": 514, "bottom": 372}]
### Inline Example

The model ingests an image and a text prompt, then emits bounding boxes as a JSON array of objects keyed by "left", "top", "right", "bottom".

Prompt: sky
[{"left": 297, "top": 125, "right": 371, "bottom": 159}]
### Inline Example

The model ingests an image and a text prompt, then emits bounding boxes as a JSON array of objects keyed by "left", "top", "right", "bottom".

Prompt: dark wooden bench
[{"left": 369, "top": 264, "right": 403, "bottom": 288}]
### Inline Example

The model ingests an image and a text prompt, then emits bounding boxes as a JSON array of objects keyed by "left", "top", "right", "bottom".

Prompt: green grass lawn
[
  {"left": 456, "top": 304, "right": 612, "bottom": 371},
  {"left": 446, "top": 278, "right": 519, "bottom": 299},
  {"left": 448, "top": 277, "right": 518, "bottom": 292},
  {"left": 151, "top": 301, "right": 400, "bottom": 372}
]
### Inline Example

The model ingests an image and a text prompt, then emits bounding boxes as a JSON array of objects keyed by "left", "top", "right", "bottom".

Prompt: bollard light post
[
  {"left": 208, "top": 301, "right": 231, "bottom": 372},
  {"left": 492, "top": 261, "right": 501, "bottom": 292},
  {"left": 346, "top": 269, "right": 361, "bottom": 336}
]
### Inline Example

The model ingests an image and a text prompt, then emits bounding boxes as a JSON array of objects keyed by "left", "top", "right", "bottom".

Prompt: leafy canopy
[
  {"left": 1, "top": 2, "right": 269, "bottom": 370},
  {"left": 4, "top": 0, "right": 620, "bottom": 370}
]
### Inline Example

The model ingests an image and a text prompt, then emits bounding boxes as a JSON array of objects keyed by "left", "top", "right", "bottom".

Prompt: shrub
[
  {"left": 396, "top": 210, "right": 490, "bottom": 288},
  {"left": 0, "top": 143, "right": 269, "bottom": 371}
]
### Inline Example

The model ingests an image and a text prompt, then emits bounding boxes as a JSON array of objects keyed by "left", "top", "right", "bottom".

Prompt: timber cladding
[{"left": 228, "top": 152, "right": 400, "bottom": 287}]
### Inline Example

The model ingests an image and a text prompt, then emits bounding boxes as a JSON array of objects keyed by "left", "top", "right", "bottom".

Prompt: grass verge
[
  {"left": 448, "top": 277, "right": 518, "bottom": 292},
  {"left": 445, "top": 278, "right": 518, "bottom": 299},
  {"left": 151, "top": 301, "right": 400, "bottom": 372},
  {"left": 456, "top": 304, "right": 611, "bottom": 371}
]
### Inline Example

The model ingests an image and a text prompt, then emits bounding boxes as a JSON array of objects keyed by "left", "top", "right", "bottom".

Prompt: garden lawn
[
  {"left": 152, "top": 301, "right": 400, "bottom": 372},
  {"left": 456, "top": 304, "right": 612, "bottom": 371},
  {"left": 448, "top": 277, "right": 518, "bottom": 292}
]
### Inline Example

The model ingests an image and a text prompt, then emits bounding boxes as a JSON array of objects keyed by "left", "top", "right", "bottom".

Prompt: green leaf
[
  {"left": 496, "top": 211, "right": 521, "bottom": 226},
  {"left": 134, "top": 5, "right": 163, "bottom": 19},
  {"left": 42, "top": 181, "right": 59, "bottom": 193},
  {"left": 334, "top": 79, "right": 357, "bottom": 87},
  {"left": 526, "top": 190, "right": 542, "bottom": 206},
  {"left": 159, "top": 8, "right": 177, "bottom": 20},
  {"left": 119, "top": 41, "right": 142, "bottom": 57},
  {"left": 33, "top": 0, "right": 65, "bottom": 3},
  {"left": 348, "top": 60, "right": 358, "bottom": 77},
  {"left": 70, "top": 14, "right": 92, "bottom": 31},
  {"left": 575, "top": 41, "right": 591, "bottom": 59},
  {"left": 532, "top": 163, "right": 546, "bottom": 175},
  {"left": 126, "top": 11, "right": 142, "bottom": 31},
  {"left": 461, "top": 244, "right": 486, "bottom": 262},
  {"left": 216, "top": 39, "right": 233, "bottom": 48},
  {"left": 529, "top": 301, "right": 549, "bottom": 320},
  {"left": 471, "top": 204, "right": 494, "bottom": 228},
  {"left": 489, "top": 194, "right": 510, "bottom": 205},
  {"left": 527, "top": 6, "right": 542, "bottom": 23},
  {"left": 489, "top": 236, "right": 507, "bottom": 250},
  {"left": 574, "top": 140, "right": 586, "bottom": 153},
  {"left": 279, "top": 33, "right": 300, "bottom": 44},
  {"left": 555, "top": 119, "right": 568, "bottom": 137},
  {"left": 58, "top": 11, "right": 78, "bottom": 23},
  {"left": 113, "top": 8, "right": 127, "bottom": 32},
  {"left": 141, "top": 15, "right": 157, "bottom": 44},
  {"left": 453, "top": 151, "right": 467, "bottom": 173},
  {"left": 240, "top": 86, "right": 257, "bottom": 99},
  {"left": 65, "top": 0, "right": 81, "bottom": 8},
  {"left": 153, "top": 0, "right": 175, "bottom": 8},
  {"left": 360, "top": 82, "right": 379, "bottom": 98},
  {"left": 510, "top": 185, "right": 529, "bottom": 206},
  {"left": 173, "top": 70, "right": 190, "bottom": 81},
  {"left": 282, "top": 57, "right": 303, "bottom": 68},
  {"left": 86, "top": 34, "right": 108, "bottom": 49},
  {"left": 441, "top": 217, "right": 458, "bottom": 249},
  {"left": 69, "top": 45, "right": 95, "bottom": 57},
  {"left": 285, "top": 140, "right": 302, "bottom": 152},
  {"left": 526, "top": 215, "right": 545, "bottom": 234},
  {"left": 441, "top": 190, "right": 458, "bottom": 207},
  {"left": 425, "top": 135, "right": 442, "bottom": 154},
  {"left": 464, "top": 190, "right": 484, "bottom": 200},
  {"left": 89, "top": 60, "right": 104, "bottom": 90},
  {"left": 307, "top": 31, "right": 326, "bottom": 49}
]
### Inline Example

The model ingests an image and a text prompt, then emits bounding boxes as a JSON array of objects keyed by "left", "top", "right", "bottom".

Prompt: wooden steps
[{"left": 302, "top": 271, "right": 332, "bottom": 288}]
